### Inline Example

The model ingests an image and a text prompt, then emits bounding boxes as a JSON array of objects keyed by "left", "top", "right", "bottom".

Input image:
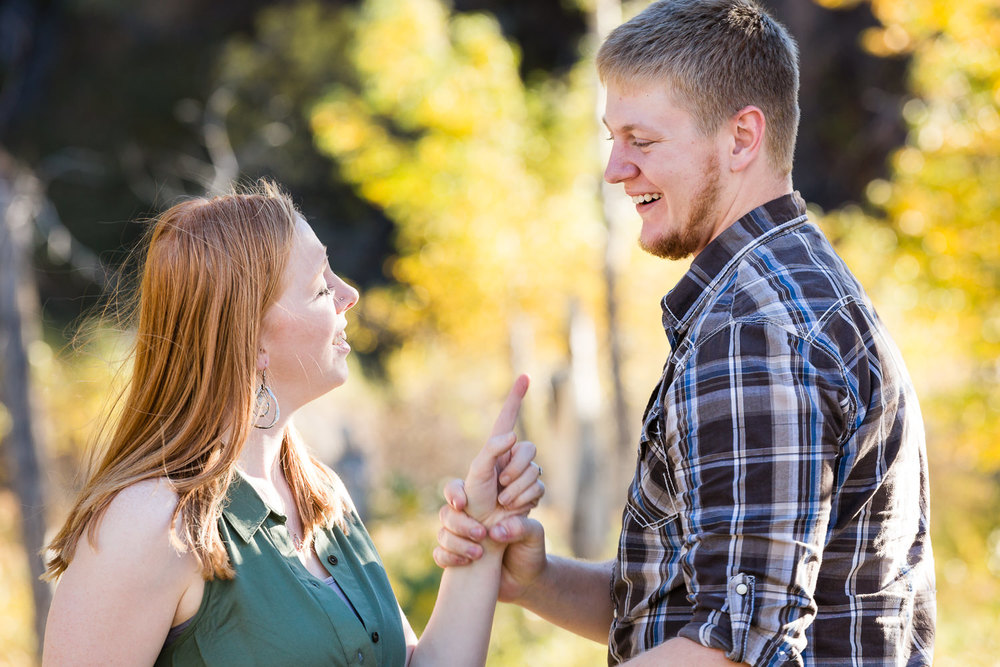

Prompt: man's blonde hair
[{"left": 597, "top": 0, "right": 800, "bottom": 176}]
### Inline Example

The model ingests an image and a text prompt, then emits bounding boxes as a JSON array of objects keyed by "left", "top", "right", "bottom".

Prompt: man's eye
[
  {"left": 318, "top": 287, "right": 332, "bottom": 297},
  {"left": 632, "top": 139, "right": 652, "bottom": 148}
]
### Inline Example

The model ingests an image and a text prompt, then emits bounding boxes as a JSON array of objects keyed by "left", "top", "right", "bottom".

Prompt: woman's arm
[
  {"left": 436, "top": 486, "right": 617, "bottom": 643},
  {"left": 406, "top": 375, "right": 535, "bottom": 667},
  {"left": 43, "top": 479, "right": 202, "bottom": 666},
  {"left": 408, "top": 538, "right": 506, "bottom": 666}
]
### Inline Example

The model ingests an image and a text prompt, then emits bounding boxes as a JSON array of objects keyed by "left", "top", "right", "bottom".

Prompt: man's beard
[{"left": 640, "top": 153, "right": 721, "bottom": 261}]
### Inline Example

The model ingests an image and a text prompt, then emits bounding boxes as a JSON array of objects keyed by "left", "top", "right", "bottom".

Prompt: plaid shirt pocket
[{"left": 625, "top": 408, "right": 682, "bottom": 529}]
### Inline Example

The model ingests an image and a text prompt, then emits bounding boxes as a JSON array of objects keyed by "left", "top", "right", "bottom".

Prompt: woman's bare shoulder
[
  {"left": 81, "top": 478, "right": 196, "bottom": 580},
  {"left": 98, "top": 478, "right": 179, "bottom": 538},
  {"left": 43, "top": 479, "right": 201, "bottom": 665}
]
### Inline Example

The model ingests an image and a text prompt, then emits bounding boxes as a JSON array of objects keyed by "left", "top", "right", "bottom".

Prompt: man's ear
[{"left": 729, "top": 105, "right": 766, "bottom": 173}]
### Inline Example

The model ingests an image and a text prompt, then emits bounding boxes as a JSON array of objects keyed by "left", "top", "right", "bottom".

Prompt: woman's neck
[
  {"left": 238, "top": 425, "right": 286, "bottom": 484},
  {"left": 236, "top": 422, "right": 303, "bottom": 525}
]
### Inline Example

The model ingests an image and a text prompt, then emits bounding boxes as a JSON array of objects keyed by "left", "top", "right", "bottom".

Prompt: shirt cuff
[{"left": 676, "top": 573, "right": 804, "bottom": 666}]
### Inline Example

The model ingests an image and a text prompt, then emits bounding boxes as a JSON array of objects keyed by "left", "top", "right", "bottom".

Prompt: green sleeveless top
[{"left": 155, "top": 473, "right": 407, "bottom": 666}]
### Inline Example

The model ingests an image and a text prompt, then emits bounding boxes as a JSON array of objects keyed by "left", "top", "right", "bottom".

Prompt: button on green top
[{"left": 156, "top": 473, "right": 407, "bottom": 666}]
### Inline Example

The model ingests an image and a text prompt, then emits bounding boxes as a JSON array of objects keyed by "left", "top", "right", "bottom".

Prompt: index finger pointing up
[{"left": 490, "top": 374, "right": 530, "bottom": 438}]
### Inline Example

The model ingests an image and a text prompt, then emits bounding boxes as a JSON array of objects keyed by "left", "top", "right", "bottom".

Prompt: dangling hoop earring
[{"left": 254, "top": 369, "right": 280, "bottom": 429}]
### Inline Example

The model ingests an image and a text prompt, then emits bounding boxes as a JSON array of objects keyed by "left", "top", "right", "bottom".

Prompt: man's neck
[{"left": 701, "top": 174, "right": 794, "bottom": 256}]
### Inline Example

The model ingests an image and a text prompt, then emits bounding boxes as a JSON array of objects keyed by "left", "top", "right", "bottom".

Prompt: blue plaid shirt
[{"left": 608, "top": 194, "right": 935, "bottom": 666}]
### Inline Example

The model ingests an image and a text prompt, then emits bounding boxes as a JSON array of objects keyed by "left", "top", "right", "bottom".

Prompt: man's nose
[{"left": 604, "top": 143, "right": 639, "bottom": 184}]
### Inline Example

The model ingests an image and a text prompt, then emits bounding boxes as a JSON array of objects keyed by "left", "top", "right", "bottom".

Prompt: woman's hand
[
  {"left": 461, "top": 375, "right": 543, "bottom": 530},
  {"left": 408, "top": 375, "right": 544, "bottom": 667}
]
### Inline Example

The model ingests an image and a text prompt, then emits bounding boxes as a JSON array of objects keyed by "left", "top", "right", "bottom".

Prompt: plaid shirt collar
[{"left": 661, "top": 192, "right": 808, "bottom": 348}]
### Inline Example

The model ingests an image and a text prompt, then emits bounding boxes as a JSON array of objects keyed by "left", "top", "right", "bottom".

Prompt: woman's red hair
[{"left": 45, "top": 181, "right": 349, "bottom": 581}]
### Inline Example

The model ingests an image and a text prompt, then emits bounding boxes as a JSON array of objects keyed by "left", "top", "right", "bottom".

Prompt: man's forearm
[
  {"left": 620, "top": 636, "right": 732, "bottom": 666},
  {"left": 514, "top": 556, "right": 616, "bottom": 644}
]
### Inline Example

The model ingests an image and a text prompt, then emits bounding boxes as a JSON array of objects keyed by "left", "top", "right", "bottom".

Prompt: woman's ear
[
  {"left": 729, "top": 105, "right": 766, "bottom": 173},
  {"left": 256, "top": 348, "right": 269, "bottom": 373}
]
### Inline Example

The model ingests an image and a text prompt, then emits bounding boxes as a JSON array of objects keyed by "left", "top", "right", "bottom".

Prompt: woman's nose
[{"left": 334, "top": 278, "right": 359, "bottom": 312}]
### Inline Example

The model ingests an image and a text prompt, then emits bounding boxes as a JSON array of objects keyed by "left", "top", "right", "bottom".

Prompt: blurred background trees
[{"left": 1, "top": 0, "right": 997, "bottom": 664}]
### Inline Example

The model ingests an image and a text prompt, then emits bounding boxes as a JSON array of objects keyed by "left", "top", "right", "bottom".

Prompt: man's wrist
[{"left": 503, "top": 554, "right": 549, "bottom": 608}]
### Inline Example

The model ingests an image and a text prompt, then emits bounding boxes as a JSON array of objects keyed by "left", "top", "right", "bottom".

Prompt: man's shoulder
[
  {"left": 721, "top": 223, "right": 871, "bottom": 328},
  {"left": 683, "top": 226, "right": 886, "bottom": 375}
]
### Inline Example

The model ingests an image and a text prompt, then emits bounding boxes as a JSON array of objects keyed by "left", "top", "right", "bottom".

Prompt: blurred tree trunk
[
  {"left": 568, "top": 303, "right": 608, "bottom": 558},
  {"left": 0, "top": 150, "right": 52, "bottom": 657},
  {"left": 335, "top": 427, "right": 371, "bottom": 523},
  {"left": 591, "top": 0, "right": 633, "bottom": 498}
]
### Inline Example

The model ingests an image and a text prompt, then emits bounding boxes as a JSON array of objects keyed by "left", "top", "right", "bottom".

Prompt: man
[{"left": 436, "top": 0, "right": 936, "bottom": 664}]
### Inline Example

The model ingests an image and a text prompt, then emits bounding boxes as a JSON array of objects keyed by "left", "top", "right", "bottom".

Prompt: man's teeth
[{"left": 631, "top": 193, "right": 662, "bottom": 204}]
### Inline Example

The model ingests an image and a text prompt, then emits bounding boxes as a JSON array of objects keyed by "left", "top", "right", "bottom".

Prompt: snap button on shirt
[
  {"left": 735, "top": 583, "right": 749, "bottom": 595},
  {"left": 328, "top": 554, "right": 339, "bottom": 566},
  {"left": 371, "top": 632, "right": 380, "bottom": 643}
]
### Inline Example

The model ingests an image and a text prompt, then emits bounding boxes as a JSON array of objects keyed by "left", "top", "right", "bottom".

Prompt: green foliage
[
  {"left": 817, "top": 1, "right": 1000, "bottom": 662},
  {"left": 216, "top": 0, "right": 357, "bottom": 185},
  {"left": 0, "top": 332, "right": 125, "bottom": 667},
  {"left": 0, "top": 492, "right": 37, "bottom": 667},
  {"left": 309, "top": 0, "right": 605, "bottom": 368},
  {"left": 850, "top": 0, "right": 1000, "bottom": 467}
]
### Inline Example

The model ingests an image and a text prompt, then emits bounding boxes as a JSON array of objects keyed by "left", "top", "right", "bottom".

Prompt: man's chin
[{"left": 639, "top": 234, "right": 696, "bottom": 261}]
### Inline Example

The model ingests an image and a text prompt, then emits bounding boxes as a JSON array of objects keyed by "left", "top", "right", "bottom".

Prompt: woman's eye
[
  {"left": 632, "top": 139, "right": 652, "bottom": 148},
  {"left": 318, "top": 286, "right": 332, "bottom": 297}
]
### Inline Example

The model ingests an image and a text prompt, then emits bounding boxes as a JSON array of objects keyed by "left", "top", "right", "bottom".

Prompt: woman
[{"left": 42, "top": 182, "right": 543, "bottom": 665}]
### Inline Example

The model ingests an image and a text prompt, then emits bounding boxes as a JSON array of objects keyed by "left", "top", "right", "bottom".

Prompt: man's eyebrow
[{"left": 602, "top": 118, "right": 644, "bottom": 134}]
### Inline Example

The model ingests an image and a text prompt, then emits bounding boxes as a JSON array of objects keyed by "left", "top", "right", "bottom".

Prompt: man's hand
[{"left": 434, "top": 479, "right": 548, "bottom": 604}]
